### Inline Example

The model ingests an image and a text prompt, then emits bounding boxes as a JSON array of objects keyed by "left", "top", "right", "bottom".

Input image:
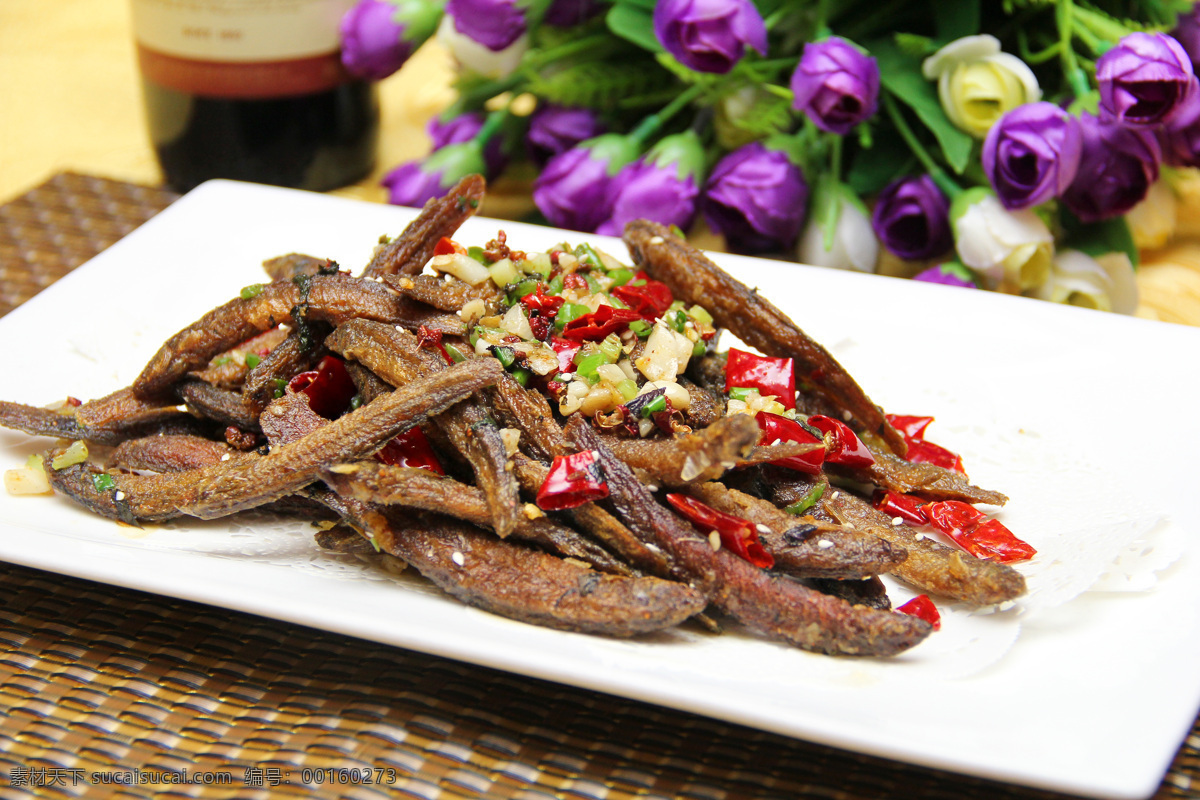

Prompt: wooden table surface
[{"left": 3, "top": 0, "right": 1200, "bottom": 325}]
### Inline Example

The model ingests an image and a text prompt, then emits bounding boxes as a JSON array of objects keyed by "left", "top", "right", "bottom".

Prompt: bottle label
[{"left": 131, "top": 0, "right": 356, "bottom": 97}]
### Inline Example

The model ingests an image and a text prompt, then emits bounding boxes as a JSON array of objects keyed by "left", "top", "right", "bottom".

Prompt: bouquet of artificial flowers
[{"left": 339, "top": 0, "right": 1200, "bottom": 313}]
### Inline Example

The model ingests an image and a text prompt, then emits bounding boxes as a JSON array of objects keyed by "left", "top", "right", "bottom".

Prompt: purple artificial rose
[
  {"left": 870, "top": 175, "right": 953, "bottom": 261},
  {"left": 913, "top": 262, "right": 978, "bottom": 288},
  {"left": 1097, "top": 32, "right": 1198, "bottom": 126},
  {"left": 532, "top": 134, "right": 641, "bottom": 232},
  {"left": 790, "top": 37, "right": 880, "bottom": 135},
  {"left": 544, "top": 0, "right": 603, "bottom": 27},
  {"left": 382, "top": 141, "right": 487, "bottom": 207},
  {"left": 341, "top": 0, "right": 441, "bottom": 80},
  {"left": 653, "top": 0, "right": 767, "bottom": 75},
  {"left": 1159, "top": 98, "right": 1200, "bottom": 166},
  {"left": 981, "top": 102, "right": 1083, "bottom": 210},
  {"left": 595, "top": 131, "right": 705, "bottom": 236},
  {"left": 427, "top": 111, "right": 508, "bottom": 177},
  {"left": 702, "top": 142, "right": 808, "bottom": 255},
  {"left": 526, "top": 105, "right": 608, "bottom": 168},
  {"left": 1061, "top": 113, "right": 1161, "bottom": 223},
  {"left": 1171, "top": 6, "right": 1200, "bottom": 69},
  {"left": 445, "top": 0, "right": 527, "bottom": 51}
]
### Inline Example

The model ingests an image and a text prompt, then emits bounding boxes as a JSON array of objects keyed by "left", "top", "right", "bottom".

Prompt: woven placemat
[{"left": 0, "top": 172, "right": 1197, "bottom": 800}]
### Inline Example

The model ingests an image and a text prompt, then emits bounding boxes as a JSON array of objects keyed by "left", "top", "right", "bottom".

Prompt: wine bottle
[{"left": 131, "top": 0, "right": 379, "bottom": 193}]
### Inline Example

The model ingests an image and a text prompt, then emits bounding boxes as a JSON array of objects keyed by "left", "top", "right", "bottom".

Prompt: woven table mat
[{"left": 0, "top": 172, "right": 1197, "bottom": 800}]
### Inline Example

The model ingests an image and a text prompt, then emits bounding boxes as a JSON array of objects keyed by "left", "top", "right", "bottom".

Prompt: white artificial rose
[
  {"left": 1035, "top": 249, "right": 1138, "bottom": 314},
  {"left": 797, "top": 192, "right": 878, "bottom": 273},
  {"left": 437, "top": 15, "right": 527, "bottom": 79},
  {"left": 953, "top": 190, "right": 1053, "bottom": 292},
  {"left": 922, "top": 35, "right": 1041, "bottom": 138}
]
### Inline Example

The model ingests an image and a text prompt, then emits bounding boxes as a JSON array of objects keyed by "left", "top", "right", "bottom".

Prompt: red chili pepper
[
  {"left": 434, "top": 236, "right": 466, "bottom": 256},
  {"left": 755, "top": 412, "right": 825, "bottom": 474},
  {"left": 610, "top": 271, "right": 674, "bottom": 320},
  {"left": 724, "top": 348, "right": 796, "bottom": 409},
  {"left": 376, "top": 426, "right": 445, "bottom": 475},
  {"left": 922, "top": 501, "right": 1037, "bottom": 563},
  {"left": 287, "top": 355, "right": 357, "bottom": 419},
  {"left": 562, "top": 273, "right": 588, "bottom": 291},
  {"left": 536, "top": 450, "right": 610, "bottom": 510},
  {"left": 560, "top": 305, "right": 642, "bottom": 341},
  {"left": 417, "top": 324, "right": 455, "bottom": 366},
  {"left": 666, "top": 493, "right": 774, "bottom": 569},
  {"left": 886, "top": 413, "right": 966, "bottom": 473},
  {"left": 872, "top": 490, "right": 929, "bottom": 525},
  {"left": 549, "top": 337, "right": 581, "bottom": 374},
  {"left": 520, "top": 284, "right": 565, "bottom": 316},
  {"left": 896, "top": 594, "right": 941, "bottom": 630},
  {"left": 807, "top": 415, "right": 876, "bottom": 468}
]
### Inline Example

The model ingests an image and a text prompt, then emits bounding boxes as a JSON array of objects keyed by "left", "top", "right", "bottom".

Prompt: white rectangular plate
[{"left": 2, "top": 180, "right": 1199, "bottom": 799}]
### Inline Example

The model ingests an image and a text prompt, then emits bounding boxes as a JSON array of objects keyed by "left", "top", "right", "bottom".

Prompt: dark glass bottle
[{"left": 132, "top": 0, "right": 378, "bottom": 193}]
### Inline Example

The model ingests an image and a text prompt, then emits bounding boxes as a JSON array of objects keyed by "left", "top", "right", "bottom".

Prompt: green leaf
[
  {"left": 844, "top": 136, "right": 917, "bottom": 195},
  {"left": 871, "top": 39, "right": 974, "bottom": 175},
  {"left": 1059, "top": 208, "right": 1139, "bottom": 268},
  {"left": 606, "top": 4, "right": 663, "bottom": 52},
  {"left": 935, "top": 0, "right": 980, "bottom": 43}
]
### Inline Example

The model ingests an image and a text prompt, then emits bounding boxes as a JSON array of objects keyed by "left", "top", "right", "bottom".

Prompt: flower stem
[
  {"left": 882, "top": 93, "right": 961, "bottom": 198},
  {"left": 1056, "top": 0, "right": 1097, "bottom": 99},
  {"left": 822, "top": 134, "right": 844, "bottom": 251},
  {"left": 628, "top": 84, "right": 706, "bottom": 145}
]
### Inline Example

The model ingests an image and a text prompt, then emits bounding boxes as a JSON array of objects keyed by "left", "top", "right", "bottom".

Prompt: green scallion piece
[
  {"left": 92, "top": 473, "right": 116, "bottom": 492},
  {"left": 784, "top": 483, "right": 826, "bottom": 516},
  {"left": 245, "top": 354, "right": 262, "bottom": 369},
  {"left": 240, "top": 284, "right": 265, "bottom": 300}
]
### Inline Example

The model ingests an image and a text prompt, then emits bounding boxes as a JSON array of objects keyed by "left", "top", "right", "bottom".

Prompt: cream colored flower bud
[{"left": 923, "top": 35, "right": 1041, "bottom": 138}]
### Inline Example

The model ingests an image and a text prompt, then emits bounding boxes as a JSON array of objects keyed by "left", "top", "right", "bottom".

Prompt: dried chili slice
[
  {"left": 610, "top": 271, "right": 673, "bottom": 320},
  {"left": 808, "top": 414, "right": 875, "bottom": 468},
  {"left": 724, "top": 348, "right": 796, "bottom": 410},
  {"left": 536, "top": 450, "right": 610, "bottom": 510},
  {"left": 897, "top": 595, "right": 941, "bottom": 629},
  {"left": 755, "top": 412, "right": 825, "bottom": 474},
  {"left": 559, "top": 306, "right": 642, "bottom": 342},
  {"left": 376, "top": 426, "right": 445, "bottom": 475},
  {"left": 287, "top": 355, "right": 357, "bottom": 419},
  {"left": 872, "top": 490, "right": 930, "bottom": 525},
  {"left": 665, "top": 493, "right": 774, "bottom": 569},
  {"left": 922, "top": 501, "right": 1036, "bottom": 563},
  {"left": 886, "top": 413, "right": 965, "bottom": 473}
]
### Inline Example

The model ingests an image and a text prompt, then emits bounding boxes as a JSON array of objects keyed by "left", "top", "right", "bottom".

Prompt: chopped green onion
[
  {"left": 443, "top": 343, "right": 467, "bottom": 363},
  {"left": 51, "top": 440, "right": 89, "bottom": 471},
  {"left": 555, "top": 302, "right": 589, "bottom": 331},
  {"left": 272, "top": 378, "right": 287, "bottom": 398},
  {"left": 212, "top": 356, "right": 233, "bottom": 367},
  {"left": 240, "top": 284, "right": 265, "bottom": 300},
  {"left": 506, "top": 277, "right": 541, "bottom": 304},
  {"left": 687, "top": 304, "right": 714, "bottom": 325},
  {"left": 729, "top": 387, "right": 758, "bottom": 402},
  {"left": 598, "top": 334, "right": 623, "bottom": 363},
  {"left": 349, "top": 395, "right": 363, "bottom": 411},
  {"left": 467, "top": 245, "right": 488, "bottom": 263},
  {"left": 574, "top": 351, "right": 607, "bottom": 378},
  {"left": 628, "top": 319, "right": 652, "bottom": 338},
  {"left": 616, "top": 379, "right": 639, "bottom": 401},
  {"left": 573, "top": 243, "right": 603, "bottom": 267},
  {"left": 547, "top": 275, "right": 565, "bottom": 295},
  {"left": 92, "top": 473, "right": 116, "bottom": 492},
  {"left": 641, "top": 394, "right": 668, "bottom": 415},
  {"left": 691, "top": 339, "right": 707, "bottom": 357},
  {"left": 606, "top": 294, "right": 628, "bottom": 310},
  {"left": 784, "top": 483, "right": 826, "bottom": 516},
  {"left": 670, "top": 310, "right": 687, "bottom": 332},
  {"left": 584, "top": 273, "right": 603, "bottom": 294},
  {"left": 245, "top": 354, "right": 262, "bottom": 369},
  {"left": 490, "top": 345, "right": 518, "bottom": 369},
  {"left": 606, "top": 268, "right": 635, "bottom": 286}
]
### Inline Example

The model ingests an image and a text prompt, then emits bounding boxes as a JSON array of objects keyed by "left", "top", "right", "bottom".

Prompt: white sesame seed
[
  {"left": 114, "top": 490, "right": 126, "bottom": 501},
  {"left": 708, "top": 531, "right": 721, "bottom": 551},
  {"left": 649, "top": 236, "right": 665, "bottom": 245},
  {"left": 817, "top": 539, "right": 834, "bottom": 549},
  {"left": 915, "top": 532, "right": 927, "bottom": 541},
  {"left": 451, "top": 551, "right": 465, "bottom": 566},
  {"left": 842, "top": 410, "right": 852, "bottom": 421},
  {"left": 891, "top": 516, "right": 904, "bottom": 526},
  {"left": 395, "top": 325, "right": 404, "bottom": 332},
  {"left": 998, "top": 600, "right": 1015, "bottom": 611},
  {"left": 220, "top": 453, "right": 231, "bottom": 462},
  {"left": 755, "top": 524, "right": 772, "bottom": 534},
  {"left": 646, "top": 484, "right": 659, "bottom": 492},
  {"left": 831, "top": 491, "right": 840, "bottom": 499}
]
